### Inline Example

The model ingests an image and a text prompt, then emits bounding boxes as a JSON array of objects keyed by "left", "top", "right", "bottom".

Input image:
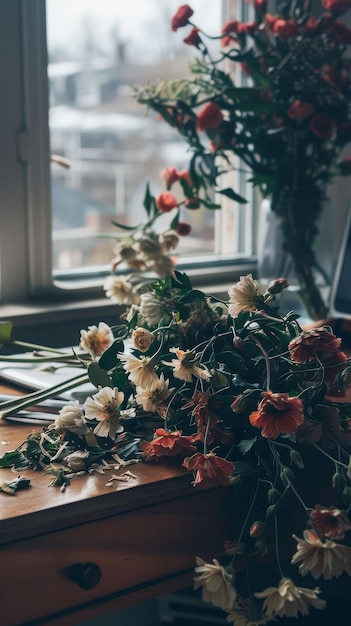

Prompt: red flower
[
  {"left": 326, "top": 21, "right": 351, "bottom": 44},
  {"left": 196, "top": 103, "right": 223, "bottom": 132},
  {"left": 161, "top": 166, "right": 181, "bottom": 189},
  {"left": 287, "top": 100, "right": 314, "bottom": 120},
  {"left": 273, "top": 18, "right": 299, "bottom": 38},
  {"left": 182, "top": 452, "right": 234, "bottom": 489},
  {"left": 310, "top": 505, "right": 351, "bottom": 540},
  {"left": 177, "top": 169, "right": 193, "bottom": 187},
  {"left": 176, "top": 221, "right": 192, "bottom": 236},
  {"left": 309, "top": 114, "right": 335, "bottom": 138},
  {"left": 237, "top": 21, "right": 257, "bottom": 37},
  {"left": 249, "top": 391, "right": 304, "bottom": 439},
  {"left": 265, "top": 13, "right": 279, "bottom": 30},
  {"left": 171, "top": 4, "right": 194, "bottom": 32},
  {"left": 184, "top": 27, "right": 202, "bottom": 48},
  {"left": 289, "top": 327, "right": 342, "bottom": 363},
  {"left": 156, "top": 191, "right": 179, "bottom": 213},
  {"left": 322, "top": 0, "right": 351, "bottom": 14},
  {"left": 142, "top": 428, "right": 197, "bottom": 461},
  {"left": 304, "top": 16, "right": 321, "bottom": 33},
  {"left": 221, "top": 20, "right": 239, "bottom": 47}
]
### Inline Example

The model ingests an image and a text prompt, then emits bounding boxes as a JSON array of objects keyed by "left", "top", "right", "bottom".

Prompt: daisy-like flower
[
  {"left": 254, "top": 578, "right": 326, "bottom": 619},
  {"left": 55, "top": 401, "right": 89, "bottom": 435},
  {"left": 228, "top": 274, "right": 262, "bottom": 318},
  {"left": 165, "top": 347, "right": 212, "bottom": 382},
  {"left": 194, "top": 556, "right": 237, "bottom": 610},
  {"left": 226, "top": 595, "right": 269, "bottom": 625},
  {"left": 141, "top": 427, "right": 197, "bottom": 461},
  {"left": 309, "top": 504, "right": 351, "bottom": 540},
  {"left": 183, "top": 452, "right": 234, "bottom": 489},
  {"left": 118, "top": 352, "right": 159, "bottom": 387},
  {"left": 132, "top": 327, "right": 154, "bottom": 352},
  {"left": 291, "top": 529, "right": 351, "bottom": 579},
  {"left": 135, "top": 373, "right": 175, "bottom": 417},
  {"left": 84, "top": 386, "right": 125, "bottom": 439},
  {"left": 103, "top": 276, "right": 140, "bottom": 305},
  {"left": 79, "top": 322, "right": 114, "bottom": 359},
  {"left": 139, "top": 292, "right": 167, "bottom": 326},
  {"left": 249, "top": 391, "right": 304, "bottom": 439}
]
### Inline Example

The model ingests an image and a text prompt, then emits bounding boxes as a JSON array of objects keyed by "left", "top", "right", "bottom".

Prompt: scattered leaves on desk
[{"left": 0, "top": 475, "right": 30, "bottom": 495}]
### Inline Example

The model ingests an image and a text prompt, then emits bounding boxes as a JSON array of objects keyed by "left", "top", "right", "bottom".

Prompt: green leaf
[
  {"left": 143, "top": 182, "right": 154, "bottom": 218},
  {"left": 88, "top": 363, "right": 114, "bottom": 389},
  {"left": 111, "top": 220, "right": 139, "bottom": 231},
  {"left": 98, "top": 340, "right": 124, "bottom": 371},
  {"left": 218, "top": 351, "right": 248, "bottom": 378},
  {"left": 237, "top": 437, "right": 257, "bottom": 455},
  {"left": 178, "top": 289, "right": 207, "bottom": 304},
  {"left": 0, "top": 450, "right": 29, "bottom": 468},
  {"left": 0, "top": 321, "right": 13, "bottom": 346},
  {"left": 218, "top": 188, "right": 248, "bottom": 204}
]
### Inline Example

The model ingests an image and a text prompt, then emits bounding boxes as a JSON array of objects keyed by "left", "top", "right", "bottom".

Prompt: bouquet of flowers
[
  {"left": 133, "top": 0, "right": 351, "bottom": 321},
  {"left": 1, "top": 271, "right": 351, "bottom": 623}
]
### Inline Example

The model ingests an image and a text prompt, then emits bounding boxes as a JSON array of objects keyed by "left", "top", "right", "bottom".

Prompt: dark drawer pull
[{"left": 68, "top": 562, "right": 102, "bottom": 589}]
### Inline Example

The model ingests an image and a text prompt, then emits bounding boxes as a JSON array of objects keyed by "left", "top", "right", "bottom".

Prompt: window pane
[{"left": 46, "top": 1, "right": 240, "bottom": 275}]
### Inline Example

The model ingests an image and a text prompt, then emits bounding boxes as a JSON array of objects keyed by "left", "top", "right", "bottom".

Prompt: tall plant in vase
[{"left": 134, "top": 0, "right": 351, "bottom": 321}]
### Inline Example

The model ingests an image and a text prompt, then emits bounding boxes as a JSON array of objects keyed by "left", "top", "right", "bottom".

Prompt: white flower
[
  {"left": 135, "top": 373, "right": 175, "bottom": 416},
  {"left": 55, "top": 401, "right": 89, "bottom": 435},
  {"left": 291, "top": 530, "right": 351, "bottom": 579},
  {"left": 65, "top": 450, "right": 90, "bottom": 472},
  {"left": 118, "top": 353, "right": 159, "bottom": 387},
  {"left": 84, "top": 386, "right": 124, "bottom": 439},
  {"left": 79, "top": 322, "right": 114, "bottom": 358},
  {"left": 254, "top": 578, "right": 326, "bottom": 619},
  {"left": 139, "top": 292, "right": 166, "bottom": 326},
  {"left": 165, "top": 347, "right": 212, "bottom": 382},
  {"left": 103, "top": 276, "right": 140, "bottom": 305},
  {"left": 194, "top": 556, "right": 237, "bottom": 611},
  {"left": 228, "top": 274, "right": 261, "bottom": 318}
]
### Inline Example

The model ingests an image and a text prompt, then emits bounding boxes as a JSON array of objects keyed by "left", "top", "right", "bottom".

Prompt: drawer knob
[{"left": 68, "top": 562, "right": 102, "bottom": 589}]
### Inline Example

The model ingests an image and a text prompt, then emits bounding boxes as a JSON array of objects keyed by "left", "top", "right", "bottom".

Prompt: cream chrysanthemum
[
  {"left": 165, "top": 347, "right": 212, "bottom": 382},
  {"left": 228, "top": 274, "right": 261, "bottom": 318},
  {"left": 254, "top": 578, "right": 326, "bottom": 619},
  {"left": 55, "top": 401, "right": 89, "bottom": 435},
  {"left": 139, "top": 292, "right": 166, "bottom": 326},
  {"left": 135, "top": 373, "right": 175, "bottom": 416},
  {"left": 103, "top": 276, "right": 140, "bottom": 305},
  {"left": 194, "top": 556, "right": 237, "bottom": 611},
  {"left": 79, "top": 322, "right": 114, "bottom": 358},
  {"left": 226, "top": 595, "right": 269, "bottom": 626},
  {"left": 118, "top": 353, "right": 159, "bottom": 387},
  {"left": 84, "top": 386, "right": 124, "bottom": 439},
  {"left": 291, "top": 530, "right": 351, "bottom": 579}
]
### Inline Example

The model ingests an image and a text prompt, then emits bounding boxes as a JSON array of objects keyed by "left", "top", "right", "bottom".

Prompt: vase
[{"left": 257, "top": 194, "right": 333, "bottom": 322}]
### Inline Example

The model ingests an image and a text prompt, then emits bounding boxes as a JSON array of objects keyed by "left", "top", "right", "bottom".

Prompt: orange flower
[
  {"left": 273, "top": 18, "right": 299, "bottom": 38},
  {"left": 249, "top": 391, "right": 304, "bottom": 439},
  {"left": 196, "top": 103, "right": 223, "bottom": 132},
  {"left": 288, "top": 327, "right": 342, "bottom": 363},
  {"left": 171, "top": 4, "right": 194, "bottom": 32},
  {"left": 161, "top": 166, "right": 181, "bottom": 189},
  {"left": 310, "top": 505, "right": 351, "bottom": 540},
  {"left": 183, "top": 452, "right": 234, "bottom": 489},
  {"left": 156, "top": 191, "right": 179, "bottom": 213},
  {"left": 141, "top": 428, "right": 197, "bottom": 461}
]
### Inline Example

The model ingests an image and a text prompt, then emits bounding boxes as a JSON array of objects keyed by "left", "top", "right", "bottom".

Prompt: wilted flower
[
  {"left": 249, "top": 391, "right": 304, "bottom": 439},
  {"left": 193, "top": 556, "right": 237, "bottom": 610},
  {"left": 152, "top": 254, "right": 176, "bottom": 277},
  {"left": 79, "top": 322, "right": 114, "bottom": 359},
  {"left": 254, "top": 578, "right": 326, "bottom": 619},
  {"left": 132, "top": 327, "right": 154, "bottom": 352},
  {"left": 166, "top": 347, "right": 212, "bottom": 382},
  {"left": 288, "top": 327, "right": 343, "bottom": 363},
  {"left": 183, "top": 452, "right": 234, "bottom": 489},
  {"left": 55, "top": 401, "right": 89, "bottom": 435},
  {"left": 84, "top": 386, "right": 124, "bottom": 439},
  {"left": 291, "top": 530, "right": 351, "bottom": 579},
  {"left": 228, "top": 274, "right": 262, "bottom": 318},
  {"left": 141, "top": 427, "right": 197, "bottom": 461},
  {"left": 226, "top": 595, "right": 269, "bottom": 625},
  {"left": 65, "top": 450, "right": 90, "bottom": 472},
  {"left": 104, "top": 276, "right": 140, "bottom": 305},
  {"left": 309, "top": 505, "right": 351, "bottom": 540}
]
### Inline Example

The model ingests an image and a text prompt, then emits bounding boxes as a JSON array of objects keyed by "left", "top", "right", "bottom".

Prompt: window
[{"left": 1, "top": 1, "right": 266, "bottom": 309}]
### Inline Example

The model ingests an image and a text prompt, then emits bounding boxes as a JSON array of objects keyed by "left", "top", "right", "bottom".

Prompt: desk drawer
[{"left": 1, "top": 489, "right": 227, "bottom": 626}]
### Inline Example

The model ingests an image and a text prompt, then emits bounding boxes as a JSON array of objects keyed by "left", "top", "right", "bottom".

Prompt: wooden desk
[{"left": 0, "top": 392, "right": 228, "bottom": 626}]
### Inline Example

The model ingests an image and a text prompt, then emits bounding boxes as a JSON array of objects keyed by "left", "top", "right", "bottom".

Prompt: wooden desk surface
[{"left": 0, "top": 385, "right": 229, "bottom": 626}]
